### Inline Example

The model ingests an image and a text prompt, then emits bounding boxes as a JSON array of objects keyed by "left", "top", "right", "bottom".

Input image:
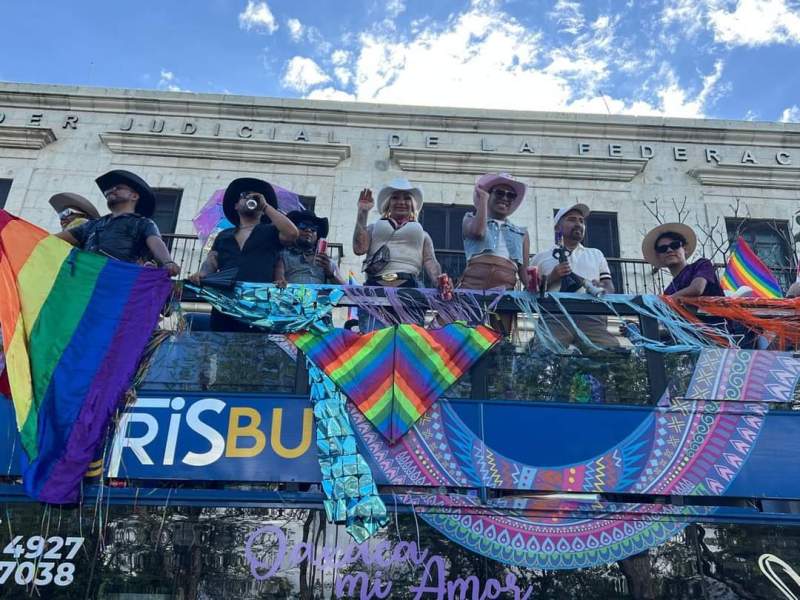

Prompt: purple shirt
[{"left": 665, "top": 258, "right": 724, "bottom": 296}]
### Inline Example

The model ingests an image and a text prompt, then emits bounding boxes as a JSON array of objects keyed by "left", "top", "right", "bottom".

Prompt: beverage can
[
  {"left": 526, "top": 266, "right": 539, "bottom": 293},
  {"left": 316, "top": 238, "right": 328, "bottom": 255}
]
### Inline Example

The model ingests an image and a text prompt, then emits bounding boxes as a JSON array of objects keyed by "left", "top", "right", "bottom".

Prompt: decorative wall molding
[
  {"left": 390, "top": 148, "right": 648, "bottom": 181},
  {"left": 100, "top": 131, "right": 351, "bottom": 167},
  {"left": 0, "top": 126, "right": 56, "bottom": 150},
  {"left": 688, "top": 165, "right": 800, "bottom": 189},
  {"left": 2, "top": 83, "right": 799, "bottom": 147}
]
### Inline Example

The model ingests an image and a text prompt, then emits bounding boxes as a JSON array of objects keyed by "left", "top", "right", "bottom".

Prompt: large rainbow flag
[
  {"left": 0, "top": 210, "right": 172, "bottom": 502},
  {"left": 290, "top": 323, "right": 500, "bottom": 443},
  {"left": 720, "top": 238, "right": 783, "bottom": 299}
]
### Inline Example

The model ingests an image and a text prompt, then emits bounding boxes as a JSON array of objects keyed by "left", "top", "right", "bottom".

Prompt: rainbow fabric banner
[
  {"left": 290, "top": 323, "right": 500, "bottom": 443},
  {"left": 720, "top": 238, "right": 783, "bottom": 299},
  {"left": 0, "top": 210, "right": 172, "bottom": 502}
]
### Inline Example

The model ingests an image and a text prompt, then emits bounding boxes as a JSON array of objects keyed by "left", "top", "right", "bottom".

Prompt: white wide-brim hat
[
  {"left": 476, "top": 173, "right": 526, "bottom": 213},
  {"left": 377, "top": 178, "right": 423, "bottom": 214},
  {"left": 641, "top": 222, "right": 697, "bottom": 266},
  {"left": 554, "top": 203, "right": 591, "bottom": 226}
]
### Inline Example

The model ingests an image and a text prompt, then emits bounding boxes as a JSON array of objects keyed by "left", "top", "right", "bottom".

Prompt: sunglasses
[
  {"left": 297, "top": 222, "right": 319, "bottom": 232},
  {"left": 491, "top": 189, "right": 518, "bottom": 201},
  {"left": 58, "top": 209, "right": 80, "bottom": 219},
  {"left": 655, "top": 240, "right": 684, "bottom": 254}
]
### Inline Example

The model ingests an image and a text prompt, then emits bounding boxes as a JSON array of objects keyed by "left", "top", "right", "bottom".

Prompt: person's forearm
[
  {"left": 146, "top": 236, "right": 175, "bottom": 266},
  {"left": 353, "top": 209, "right": 370, "bottom": 255},
  {"left": 424, "top": 259, "right": 442, "bottom": 282},
  {"left": 55, "top": 230, "right": 78, "bottom": 246},
  {"left": 670, "top": 278, "right": 707, "bottom": 298},
  {"left": 197, "top": 253, "right": 218, "bottom": 277},
  {"left": 598, "top": 278, "right": 615, "bottom": 293},
  {"left": 265, "top": 206, "right": 299, "bottom": 242},
  {"left": 464, "top": 204, "right": 487, "bottom": 239}
]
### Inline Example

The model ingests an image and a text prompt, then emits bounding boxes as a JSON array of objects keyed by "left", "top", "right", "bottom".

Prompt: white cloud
[
  {"left": 306, "top": 87, "right": 357, "bottom": 101},
  {"left": 708, "top": 0, "right": 800, "bottom": 46},
  {"left": 238, "top": 1, "right": 278, "bottom": 34},
  {"left": 386, "top": 0, "right": 406, "bottom": 18},
  {"left": 331, "top": 50, "right": 351, "bottom": 65},
  {"left": 282, "top": 56, "right": 331, "bottom": 92},
  {"left": 158, "top": 69, "right": 183, "bottom": 92},
  {"left": 549, "top": 0, "right": 585, "bottom": 34},
  {"left": 781, "top": 105, "right": 800, "bottom": 122},
  {"left": 325, "top": 3, "right": 723, "bottom": 118},
  {"left": 287, "top": 18, "right": 304, "bottom": 42},
  {"left": 660, "top": 0, "right": 705, "bottom": 37},
  {"left": 334, "top": 67, "right": 352, "bottom": 86}
]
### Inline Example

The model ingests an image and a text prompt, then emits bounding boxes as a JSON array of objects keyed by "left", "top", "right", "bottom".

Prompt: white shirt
[
  {"left": 532, "top": 244, "right": 612, "bottom": 292},
  {"left": 487, "top": 219, "right": 510, "bottom": 260}
]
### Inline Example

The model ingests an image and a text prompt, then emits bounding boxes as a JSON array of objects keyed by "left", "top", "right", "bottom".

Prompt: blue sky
[{"left": 1, "top": 0, "right": 799, "bottom": 122}]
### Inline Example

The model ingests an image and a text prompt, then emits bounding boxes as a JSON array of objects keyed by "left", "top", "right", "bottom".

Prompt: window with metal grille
[
  {"left": 726, "top": 218, "right": 795, "bottom": 289},
  {"left": 0, "top": 179, "right": 11, "bottom": 209},
  {"left": 151, "top": 188, "right": 183, "bottom": 235},
  {"left": 419, "top": 203, "right": 473, "bottom": 281}
]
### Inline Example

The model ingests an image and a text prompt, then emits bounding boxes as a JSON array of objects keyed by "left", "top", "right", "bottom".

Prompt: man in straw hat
[
  {"left": 352, "top": 177, "right": 445, "bottom": 289},
  {"left": 189, "top": 177, "right": 298, "bottom": 331},
  {"left": 460, "top": 172, "right": 530, "bottom": 291},
  {"left": 641, "top": 222, "right": 723, "bottom": 297},
  {"left": 56, "top": 170, "right": 179, "bottom": 276},
  {"left": 49, "top": 192, "right": 100, "bottom": 231}
]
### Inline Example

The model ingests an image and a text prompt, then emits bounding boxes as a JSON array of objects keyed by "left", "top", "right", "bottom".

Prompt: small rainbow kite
[
  {"left": 291, "top": 323, "right": 500, "bottom": 443},
  {"left": 720, "top": 238, "right": 783, "bottom": 299},
  {"left": 0, "top": 210, "right": 172, "bottom": 502}
]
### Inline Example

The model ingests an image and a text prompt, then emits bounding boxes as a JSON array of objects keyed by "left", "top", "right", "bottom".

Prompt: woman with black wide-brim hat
[
  {"left": 56, "top": 169, "right": 180, "bottom": 276},
  {"left": 188, "top": 177, "right": 299, "bottom": 332}
]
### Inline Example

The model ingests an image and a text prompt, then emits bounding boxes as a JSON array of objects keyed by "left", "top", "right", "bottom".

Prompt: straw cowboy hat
[
  {"left": 476, "top": 173, "right": 526, "bottom": 214},
  {"left": 377, "top": 178, "right": 423, "bottom": 214},
  {"left": 222, "top": 177, "right": 278, "bottom": 226},
  {"left": 642, "top": 222, "right": 697, "bottom": 266},
  {"left": 95, "top": 170, "right": 157, "bottom": 218},
  {"left": 48, "top": 192, "right": 100, "bottom": 220}
]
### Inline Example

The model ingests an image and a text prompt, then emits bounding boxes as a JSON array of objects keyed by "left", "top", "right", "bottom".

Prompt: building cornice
[
  {"left": 390, "top": 148, "right": 648, "bottom": 181},
  {"left": 688, "top": 165, "right": 800, "bottom": 190},
  {"left": 99, "top": 131, "right": 351, "bottom": 167},
  {"left": 1, "top": 83, "right": 799, "bottom": 148},
  {"left": 0, "top": 126, "right": 56, "bottom": 150}
]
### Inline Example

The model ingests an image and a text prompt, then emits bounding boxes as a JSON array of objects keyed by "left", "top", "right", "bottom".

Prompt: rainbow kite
[
  {"left": 720, "top": 238, "right": 783, "bottom": 299},
  {"left": 290, "top": 323, "right": 500, "bottom": 443},
  {"left": 0, "top": 210, "right": 172, "bottom": 502}
]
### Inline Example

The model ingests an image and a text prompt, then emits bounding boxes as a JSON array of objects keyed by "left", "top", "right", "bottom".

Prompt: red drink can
[
  {"left": 526, "top": 266, "right": 539, "bottom": 292},
  {"left": 316, "top": 238, "right": 328, "bottom": 255},
  {"left": 438, "top": 274, "right": 453, "bottom": 300}
]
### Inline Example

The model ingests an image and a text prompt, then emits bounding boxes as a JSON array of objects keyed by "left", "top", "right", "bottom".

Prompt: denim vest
[{"left": 462, "top": 217, "right": 526, "bottom": 264}]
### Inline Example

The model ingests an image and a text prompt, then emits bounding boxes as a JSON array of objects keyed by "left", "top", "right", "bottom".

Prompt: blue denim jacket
[{"left": 462, "top": 216, "right": 526, "bottom": 264}]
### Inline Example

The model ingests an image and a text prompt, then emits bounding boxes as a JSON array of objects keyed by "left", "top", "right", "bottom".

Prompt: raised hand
[{"left": 357, "top": 188, "right": 374, "bottom": 213}]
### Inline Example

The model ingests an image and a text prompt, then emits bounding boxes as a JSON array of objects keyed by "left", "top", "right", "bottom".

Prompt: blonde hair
[{"left": 382, "top": 192, "right": 418, "bottom": 221}]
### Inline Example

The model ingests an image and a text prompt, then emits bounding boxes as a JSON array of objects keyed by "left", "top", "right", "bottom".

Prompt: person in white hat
[
  {"left": 352, "top": 178, "right": 445, "bottom": 289},
  {"left": 48, "top": 192, "right": 100, "bottom": 231},
  {"left": 531, "top": 203, "right": 619, "bottom": 348},
  {"left": 459, "top": 173, "right": 530, "bottom": 291}
]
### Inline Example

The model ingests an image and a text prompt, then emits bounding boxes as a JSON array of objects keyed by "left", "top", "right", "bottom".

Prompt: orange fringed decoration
[{"left": 663, "top": 295, "right": 800, "bottom": 350}]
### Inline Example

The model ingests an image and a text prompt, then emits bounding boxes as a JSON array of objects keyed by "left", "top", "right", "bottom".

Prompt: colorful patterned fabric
[
  {"left": 0, "top": 210, "right": 172, "bottom": 502},
  {"left": 721, "top": 238, "right": 783, "bottom": 298},
  {"left": 290, "top": 323, "right": 500, "bottom": 443}
]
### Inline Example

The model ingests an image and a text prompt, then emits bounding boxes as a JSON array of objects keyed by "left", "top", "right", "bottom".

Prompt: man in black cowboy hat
[
  {"left": 274, "top": 210, "right": 345, "bottom": 285},
  {"left": 188, "top": 177, "right": 298, "bottom": 331},
  {"left": 56, "top": 170, "right": 180, "bottom": 276}
]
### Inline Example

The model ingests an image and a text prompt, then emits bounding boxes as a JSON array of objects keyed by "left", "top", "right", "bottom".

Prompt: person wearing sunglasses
[
  {"left": 460, "top": 173, "right": 530, "bottom": 291},
  {"left": 48, "top": 192, "right": 100, "bottom": 231},
  {"left": 642, "top": 223, "right": 723, "bottom": 297},
  {"left": 274, "top": 210, "right": 345, "bottom": 285}
]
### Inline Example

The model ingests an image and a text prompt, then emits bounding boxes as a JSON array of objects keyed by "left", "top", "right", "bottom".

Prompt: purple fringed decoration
[{"left": 340, "top": 285, "right": 487, "bottom": 327}]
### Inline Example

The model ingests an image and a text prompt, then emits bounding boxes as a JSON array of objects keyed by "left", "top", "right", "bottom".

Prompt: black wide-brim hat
[
  {"left": 222, "top": 178, "right": 278, "bottom": 225},
  {"left": 287, "top": 210, "right": 329, "bottom": 239},
  {"left": 95, "top": 170, "right": 157, "bottom": 218}
]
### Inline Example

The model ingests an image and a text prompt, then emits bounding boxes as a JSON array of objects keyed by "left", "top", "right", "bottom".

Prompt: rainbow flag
[
  {"left": 720, "top": 238, "right": 783, "bottom": 299},
  {"left": 0, "top": 210, "right": 172, "bottom": 502},
  {"left": 290, "top": 323, "right": 500, "bottom": 443}
]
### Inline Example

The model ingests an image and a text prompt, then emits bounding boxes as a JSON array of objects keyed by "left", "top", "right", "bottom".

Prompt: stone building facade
[{"left": 1, "top": 82, "right": 799, "bottom": 288}]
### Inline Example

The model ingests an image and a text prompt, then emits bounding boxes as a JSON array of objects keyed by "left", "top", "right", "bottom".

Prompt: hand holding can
[{"left": 526, "top": 266, "right": 539, "bottom": 293}]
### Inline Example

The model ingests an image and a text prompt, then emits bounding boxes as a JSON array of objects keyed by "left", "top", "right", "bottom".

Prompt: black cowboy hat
[
  {"left": 95, "top": 170, "right": 157, "bottom": 218},
  {"left": 286, "top": 210, "right": 329, "bottom": 239},
  {"left": 222, "top": 177, "right": 278, "bottom": 226}
]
